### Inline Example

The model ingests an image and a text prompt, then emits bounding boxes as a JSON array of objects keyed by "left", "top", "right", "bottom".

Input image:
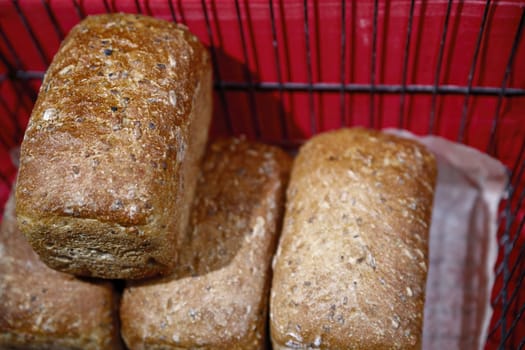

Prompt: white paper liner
[{"left": 386, "top": 129, "right": 507, "bottom": 350}]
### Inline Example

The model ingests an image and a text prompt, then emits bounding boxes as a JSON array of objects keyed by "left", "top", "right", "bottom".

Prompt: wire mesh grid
[{"left": 0, "top": 0, "right": 524, "bottom": 348}]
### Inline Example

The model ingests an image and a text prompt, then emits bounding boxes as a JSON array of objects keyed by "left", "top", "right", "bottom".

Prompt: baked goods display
[
  {"left": 0, "top": 191, "right": 122, "bottom": 350},
  {"left": 3, "top": 13, "right": 438, "bottom": 350},
  {"left": 270, "top": 128, "right": 437, "bottom": 349},
  {"left": 15, "top": 13, "right": 212, "bottom": 280},
  {"left": 120, "top": 138, "right": 291, "bottom": 349}
]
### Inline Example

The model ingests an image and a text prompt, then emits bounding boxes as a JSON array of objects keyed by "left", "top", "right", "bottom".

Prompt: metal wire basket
[{"left": 0, "top": 0, "right": 523, "bottom": 348}]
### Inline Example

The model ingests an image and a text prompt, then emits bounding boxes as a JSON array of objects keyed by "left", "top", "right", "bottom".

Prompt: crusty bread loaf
[
  {"left": 120, "top": 138, "right": 291, "bottom": 350},
  {"left": 270, "top": 128, "right": 437, "bottom": 349},
  {"left": 15, "top": 14, "right": 212, "bottom": 279},
  {"left": 0, "top": 190, "right": 122, "bottom": 350}
]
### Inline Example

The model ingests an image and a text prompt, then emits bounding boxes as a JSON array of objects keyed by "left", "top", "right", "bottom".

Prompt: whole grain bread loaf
[
  {"left": 0, "top": 190, "right": 122, "bottom": 350},
  {"left": 15, "top": 13, "right": 212, "bottom": 279},
  {"left": 270, "top": 128, "right": 437, "bottom": 349},
  {"left": 120, "top": 138, "right": 291, "bottom": 350}
]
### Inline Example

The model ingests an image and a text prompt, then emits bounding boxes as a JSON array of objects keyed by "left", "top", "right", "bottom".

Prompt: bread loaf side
[
  {"left": 15, "top": 14, "right": 212, "bottom": 279},
  {"left": 120, "top": 138, "right": 291, "bottom": 350},
  {"left": 0, "top": 191, "right": 122, "bottom": 350},
  {"left": 270, "top": 128, "right": 437, "bottom": 349}
]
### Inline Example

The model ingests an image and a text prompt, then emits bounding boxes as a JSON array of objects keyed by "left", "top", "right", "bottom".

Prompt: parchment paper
[{"left": 386, "top": 129, "right": 507, "bottom": 350}]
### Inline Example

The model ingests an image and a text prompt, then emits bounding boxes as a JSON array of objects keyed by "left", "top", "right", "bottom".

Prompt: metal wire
[
  {"left": 269, "top": 0, "right": 288, "bottom": 139},
  {"left": 13, "top": 1, "right": 49, "bottom": 66},
  {"left": 0, "top": 23, "right": 34, "bottom": 136},
  {"left": 0, "top": 79, "right": 27, "bottom": 212},
  {"left": 398, "top": 0, "right": 415, "bottom": 129},
  {"left": 370, "top": 0, "right": 378, "bottom": 128},
  {"left": 303, "top": 0, "right": 316, "bottom": 134},
  {"left": 512, "top": 139, "right": 525, "bottom": 184},
  {"left": 499, "top": 185, "right": 525, "bottom": 283},
  {"left": 168, "top": 0, "right": 179, "bottom": 22},
  {"left": 200, "top": 0, "right": 233, "bottom": 134},
  {"left": 504, "top": 214, "right": 525, "bottom": 300},
  {"left": 493, "top": 164, "right": 525, "bottom": 303},
  {"left": 503, "top": 159, "right": 525, "bottom": 257},
  {"left": 496, "top": 138, "right": 525, "bottom": 266},
  {"left": 71, "top": 0, "right": 86, "bottom": 19},
  {"left": 0, "top": 167, "right": 10, "bottom": 191},
  {"left": 339, "top": 0, "right": 346, "bottom": 127},
  {"left": 428, "top": 0, "right": 453, "bottom": 134},
  {"left": 0, "top": 56, "right": 14, "bottom": 78},
  {"left": 494, "top": 161, "right": 525, "bottom": 347},
  {"left": 0, "top": 24, "right": 21, "bottom": 71},
  {"left": 213, "top": 81, "right": 525, "bottom": 96},
  {"left": 503, "top": 208, "right": 525, "bottom": 284},
  {"left": 0, "top": 86, "right": 15, "bottom": 149},
  {"left": 134, "top": 0, "right": 142, "bottom": 14},
  {"left": 457, "top": 0, "right": 491, "bottom": 142},
  {"left": 489, "top": 196, "right": 514, "bottom": 347},
  {"left": 143, "top": 1, "right": 154, "bottom": 16},
  {"left": 234, "top": 0, "right": 261, "bottom": 138},
  {"left": 500, "top": 238, "right": 525, "bottom": 347},
  {"left": 42, "top": 0, "right": 65, "bottom": 41},
  {"left": 102, "top": 0, "right": 112, "bottom": 13},
  {"left": 488, "top": 7, "right": 525, "bottom": 157},
  {"left": 11, "top": 80, "right": 32, "bottom": 142},
  {"left": 347, "top": 0, "right": 356, "bottom": 126},
  {"left": 9, "top": 68, "right": 525, "bottom": 98},
  {"left": 0, "top": 92, "right": 18, "bottom": 147}
]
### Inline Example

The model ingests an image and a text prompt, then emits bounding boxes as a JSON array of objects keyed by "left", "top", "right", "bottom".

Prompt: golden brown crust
[
  {"left": 0, "top": 191, "right": 122, "bottom": 350},
  {"left": 120, "top": 138, "right": 291, "bottom": 350},
  {"left": 270, "top": 128, "right": 437, "bottom": 349},
  {"left": 15, "top": 14, "right": 212, "bottom": 279}
]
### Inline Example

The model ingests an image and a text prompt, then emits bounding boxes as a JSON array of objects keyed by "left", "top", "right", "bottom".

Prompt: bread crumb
[
  {"left": 285, "top": 340, "right": 302, "bottom": 348},
  {"left": 391, "top": 315, "right": 400, "bottom": 329},
  {"left": 169, "top": 90, "right": 177, "bottom": 106},
  {"left": 286, "top": 332, "right": 303, "bottom": 343},
  {"left": 252, "top": 216, "right": 265, "bottom": 237},
  {"left": 168, "top": 55, "right": 177, "bottom": 68},
  {"left": 172, "top": 333, "right": 180, "bottom": 343},
  {"left": 188, "top": 308, "right": 198, "bottom": 321},
  {"left": 313, "top": 335, "right": 322, "bottom": 347},
  {"left": 402, "top": 248, "right": 414, "bottom": 260},
  {"left": 59, "top": 64, "right": 74, "bottom": 76},
  {"left": 42, "top": 108, "right": 58, "bottom": 121}
]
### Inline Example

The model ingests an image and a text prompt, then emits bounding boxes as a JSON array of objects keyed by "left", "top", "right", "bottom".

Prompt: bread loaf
[
  {"left": 0, "top": 190, "right": 122, "bottom": 350},
  {"left": 270, "top": 128, "right": 437, "bottom": 349},
  {"left": 120, "top": 138, "right": 291, "bottom": 349},
  {"left": 15, "top": 14, "right": 212, "bottom": 279}
]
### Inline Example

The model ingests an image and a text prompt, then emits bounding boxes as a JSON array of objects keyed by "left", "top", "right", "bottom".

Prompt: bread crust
[
  {"left": 120, "top": 138, "right": 291, "bottom": 350},
  {"left": 0, "top": 192, "right": 122, "bottom": 350},
  {"left": 15, "top": 14, "right": 212, "bottom": 279},
  {"left": 270, "top": 128, "right": 437, "bottom": 349}
]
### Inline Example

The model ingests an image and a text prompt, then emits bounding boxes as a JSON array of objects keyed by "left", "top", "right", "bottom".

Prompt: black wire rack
[{"left": 0, "top": 0, "right": 524, "bottom": 348}]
